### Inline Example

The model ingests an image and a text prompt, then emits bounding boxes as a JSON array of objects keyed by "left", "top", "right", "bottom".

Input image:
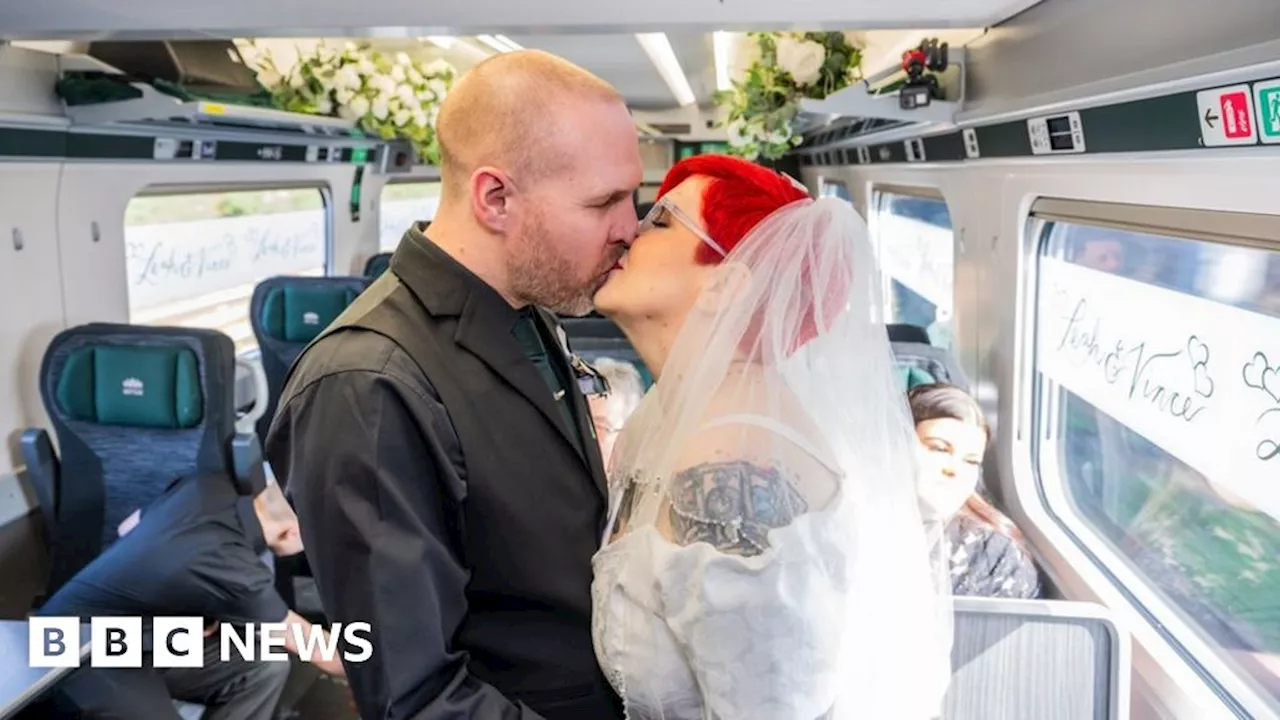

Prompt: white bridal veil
[{"left": 603, "top": 194, "right": 954, "bottom": 718}]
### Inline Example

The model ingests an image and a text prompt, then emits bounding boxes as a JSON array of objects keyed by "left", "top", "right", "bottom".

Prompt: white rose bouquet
[
  {"left": 714, "top": 32, "right": 863, "bottom": 161},
  {"left": 248, "top": 41, "right": 455, "bottom": 165}
]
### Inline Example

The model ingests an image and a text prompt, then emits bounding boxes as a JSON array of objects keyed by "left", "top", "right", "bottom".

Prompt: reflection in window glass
[
  {"left": 1036, "top": 219, "right": 1280, "bottom": 705},
  {"left": 874, "top": 191, "right": 954, "bottom": 348},
  {"left": 125, "top": 188, "right": 328, "bottom": 354},
  {"left": 380, "top": 181, "right": 440, "bottom": 251}
]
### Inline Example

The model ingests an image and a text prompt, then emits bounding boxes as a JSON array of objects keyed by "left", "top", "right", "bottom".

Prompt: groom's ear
[
  {"left": 694, "top": 261, "right": 752, "bottom": 313},
  {"left": 471, "top": 167, "right": 514, "bottom": 234}
]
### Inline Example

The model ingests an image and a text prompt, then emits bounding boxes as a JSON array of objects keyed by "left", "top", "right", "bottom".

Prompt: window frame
[
  {"left": 1022, "top": 197, "right": 1280, "bottom": 717},
  {"left": 377, "top": 178, "right": 442, "bottom": 252},
  {"left": 123, "top": 182, "right": 335, "bottom": 358},
  {"left": 817, "top": 177, "right": 851, "bottom": 201},
  {"left": 868, "top": 183, "right": 955, "bottom": 343}
]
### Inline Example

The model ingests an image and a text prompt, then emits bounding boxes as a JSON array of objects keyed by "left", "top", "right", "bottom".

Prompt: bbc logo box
[
  {"left": 29, "top": 617, "right": 205, "bottom": 668},
  {"left": 30, "top": 617, "right": 372, "bottom": 668}
]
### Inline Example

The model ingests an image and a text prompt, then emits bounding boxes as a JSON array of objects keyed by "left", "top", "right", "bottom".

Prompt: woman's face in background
[
  {"left": 914, "top": 417, "right": 987, "bottom": 521},
  {"left": 590, "top": 395, "right": 622, "bottom": 467}
]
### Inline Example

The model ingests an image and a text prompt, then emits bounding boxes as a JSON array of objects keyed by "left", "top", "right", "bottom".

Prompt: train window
[
  {"left": 1031, "top": 199, "right": 1280, "bottom": 708},
  {"left": 871, "top": 186, "right": 954, "bottom": 348},
  {"left": 125, "top": 187, "right": 329, "bottom": 355},
  {"left": 819, "top": 178, "right": 851, "bottom": 201},
  {"left": 380, "top": 181, "right": 440, "bottom": 250}
]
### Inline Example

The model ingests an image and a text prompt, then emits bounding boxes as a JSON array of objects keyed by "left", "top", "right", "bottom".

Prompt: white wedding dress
[
  {"left": 591, "top": 414, "right": 851, "bottom": 720},
  {"left": 588, "top": 193, "right": 953, "bottom": 720}
]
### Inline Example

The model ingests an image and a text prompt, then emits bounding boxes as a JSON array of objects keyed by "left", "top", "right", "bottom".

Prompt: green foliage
[
  {"left": 713, "top": 32, "right": 863, "bottom": 161},
  {"left": 248, "top": 41, "right": 455, "bottom": 166}
]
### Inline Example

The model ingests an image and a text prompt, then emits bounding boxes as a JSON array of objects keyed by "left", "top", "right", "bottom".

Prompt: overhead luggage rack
[
  {"left": 27, "top": 53, "right": 416, "bottom": 169},
  {"left": 791, "top": 47, "right": 967, "bottom": 158},
  {"left": 57, "top": 54, "right": 360, "bottom": 136}
]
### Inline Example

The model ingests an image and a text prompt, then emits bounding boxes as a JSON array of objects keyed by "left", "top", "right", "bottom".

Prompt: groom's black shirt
[{"left": 266, "top": 224, "right": 621, "bottom": 720}]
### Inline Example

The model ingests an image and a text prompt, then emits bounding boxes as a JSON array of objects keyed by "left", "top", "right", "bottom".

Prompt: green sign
[{"left": 1256, "top": 81, "right": 1280, "bottom": 143}]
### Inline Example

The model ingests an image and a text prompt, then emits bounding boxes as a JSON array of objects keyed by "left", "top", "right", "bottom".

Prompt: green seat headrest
[
  {"left": 899, "top": 365, "right": 936, "bottom": 391},
  {"left": 260, "top": 286, "right": 359, "bottom": 343},
  {"left": 56, "top": 345, "right": 203, "bottom": 429}
]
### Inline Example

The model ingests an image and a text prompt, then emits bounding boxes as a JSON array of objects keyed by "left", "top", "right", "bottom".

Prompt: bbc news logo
[{"left": 29, "top": 617, "right": 373, "bottom": 668}]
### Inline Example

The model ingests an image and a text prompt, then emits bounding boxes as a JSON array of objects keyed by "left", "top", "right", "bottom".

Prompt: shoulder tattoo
[{"left": 667, "top": 461, "right": 808, "bottom": 556}]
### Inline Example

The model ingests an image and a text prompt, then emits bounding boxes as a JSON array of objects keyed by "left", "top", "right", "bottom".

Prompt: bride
[{"left": 590, "top": 154, "right": 954, "bottom": 719}]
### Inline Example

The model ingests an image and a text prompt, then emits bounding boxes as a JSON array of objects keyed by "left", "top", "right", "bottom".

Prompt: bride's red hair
[
  {"left": 657, "top": 154, "right": 843, "bottom": 354},
  {"left": 657, "top": 154, "right": 810, "bottom": 266}
]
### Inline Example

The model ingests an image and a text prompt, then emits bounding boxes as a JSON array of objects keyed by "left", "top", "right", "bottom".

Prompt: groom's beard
[{"left": 508, "top": 211, "right": 624, "bottom": 316}]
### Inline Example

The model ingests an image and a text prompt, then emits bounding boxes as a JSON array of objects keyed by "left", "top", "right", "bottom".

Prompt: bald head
[
  {"left": 437, "top": 49, "right": 627, "bottom": 194},
  {"left": 429, "top": 49, "right": 642, "bottom": 316}
]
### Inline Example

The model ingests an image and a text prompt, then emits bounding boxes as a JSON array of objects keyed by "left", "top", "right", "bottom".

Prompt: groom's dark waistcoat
[{"left": 265, "top": 223, "right": 622, "bottom": 720}]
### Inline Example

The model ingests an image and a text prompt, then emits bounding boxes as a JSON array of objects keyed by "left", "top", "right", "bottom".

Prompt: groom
[{"left": 264, "top": 49, "right": 640, "bottom": 719}]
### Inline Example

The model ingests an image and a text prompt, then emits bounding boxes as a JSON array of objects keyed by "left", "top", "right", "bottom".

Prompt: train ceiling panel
[{"left": 0, "top": 0, "right": 1044, "bottom": 40}]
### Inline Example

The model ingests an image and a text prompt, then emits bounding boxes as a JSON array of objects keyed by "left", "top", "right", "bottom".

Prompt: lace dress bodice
[{"left": 591, "top": 503, "right": 850, "bottom": 720}]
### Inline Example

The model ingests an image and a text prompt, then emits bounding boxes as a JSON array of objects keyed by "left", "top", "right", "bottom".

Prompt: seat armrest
[
  {"left": 19, "top": 429, "right": 60, "bottom": 547},
  {"left": 229, "top": 432, "right": 268, "bottom": 497}
]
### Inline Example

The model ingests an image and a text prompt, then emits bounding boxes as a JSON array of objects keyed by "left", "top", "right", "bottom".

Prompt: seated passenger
[
  {"left": 908, "top": 382, "right": 1043, "bottom": 599},
  {"left": 587, "top": 357, "right": 646, "bottom": 466},
  {"left": 40, "top": 473, "right": 346, "bottom": 720}
]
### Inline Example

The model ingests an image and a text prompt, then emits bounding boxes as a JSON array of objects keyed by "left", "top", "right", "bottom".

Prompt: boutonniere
[{"left": 550, "top": 317, "right": 610, "bottom": 397}]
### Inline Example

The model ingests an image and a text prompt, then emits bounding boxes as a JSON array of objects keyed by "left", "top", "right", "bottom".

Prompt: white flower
[
  {"left": 288, "top": 69, "right": 305, "bottom": 89},
  {"left": 344, "top": 41, "right": 358, "bottom": 52},
  {"left": 391, "top": 65, "right": 406, "bottom": 82},
  {"left": 337, "top": 103, "right": 358, "bottom": 120},
  {"left": 335, "top": 65, "right": 362, "bottom": 90},
  {"left": 424, "top": 59, "right": 453, "bottom": 76},
  {"left": 348, "top": 94, "right": 370, "bottom": 117},
  {"left": 335, "top": 87, "right": 355, "bottom": 104},
  {"left": 412, "top": 108, "right": 428, "bottom": 127},
  {"left": 396, "top": 52, "right": 412, "bottom": 66},
  {"left": 407, "top": 67, "right": 424, "bottom": 85},
  {"left": 427, "top": 78, "right": 448, "bottom": 98},
  {"left": 393, "top": 109, "right": 411, "bottom": 127},
  {"left": 726, "top": 118, "right": 750, "bottom": 148},
  {"left": 316, "top": 96, "right": 334, "bottom": 115},
  {"left": 371, "top": 74, "right": 396, "bottom": 95},
  {"left": 358, "top": 58, "right": 377, "bottom": 76},
  {"left": 775, "top": 35, "right": 825, "bottom": 86},
  {"left": 371, "top": 96, "right": 390, "bottom": 120},
  {"left": 767, "top": 125, "right": 792, "bottom": 144},
  {"left": 397, "top": 84, "right": 417, "bottom": 105}
]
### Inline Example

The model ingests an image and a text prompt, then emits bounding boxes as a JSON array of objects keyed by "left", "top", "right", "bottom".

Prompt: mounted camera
[{"left": 899, "top": 38, "right": 949, "bottom": 110}]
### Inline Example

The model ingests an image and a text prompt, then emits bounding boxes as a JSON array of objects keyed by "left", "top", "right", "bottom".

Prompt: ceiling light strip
[{"left": 635, "top": 33, "right": 697, "bottom": 107}]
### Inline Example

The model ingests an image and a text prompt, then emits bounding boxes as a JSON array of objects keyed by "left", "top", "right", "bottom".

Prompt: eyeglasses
[{"left": 638, "top": 196, "right": 728, "bottom": 258}]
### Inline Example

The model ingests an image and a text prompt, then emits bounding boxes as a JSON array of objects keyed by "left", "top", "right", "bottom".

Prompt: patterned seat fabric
[{"left": 29, "top": 322, "right": 237, "bottom": 595}]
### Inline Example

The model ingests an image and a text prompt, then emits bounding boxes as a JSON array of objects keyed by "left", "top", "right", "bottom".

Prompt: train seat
[
  {"left": 888, "top": 323, "right": 933, "bottom": 345},
  {"left": 250, "top": 276, "right": 369, "bottom": 623},
  {"left": 890, "top": 340, "right": 971, "bottom": 392},
  {"left": 363, "top": 252, "right": 393, "bottom": 279},
  {"left": 20, "top": 323, "right": 241, "bottom": 598},
  {"left": 944, "top": 596, "right": 1129, "bottom": 720},
  {"left": 249, "top": 276, "right": 371, "bottom": 446}
]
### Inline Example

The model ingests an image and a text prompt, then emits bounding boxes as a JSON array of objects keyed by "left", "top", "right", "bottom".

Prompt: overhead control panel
[{"left": 1027, "top": 111, "right": 1085, "bottom": 155}]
